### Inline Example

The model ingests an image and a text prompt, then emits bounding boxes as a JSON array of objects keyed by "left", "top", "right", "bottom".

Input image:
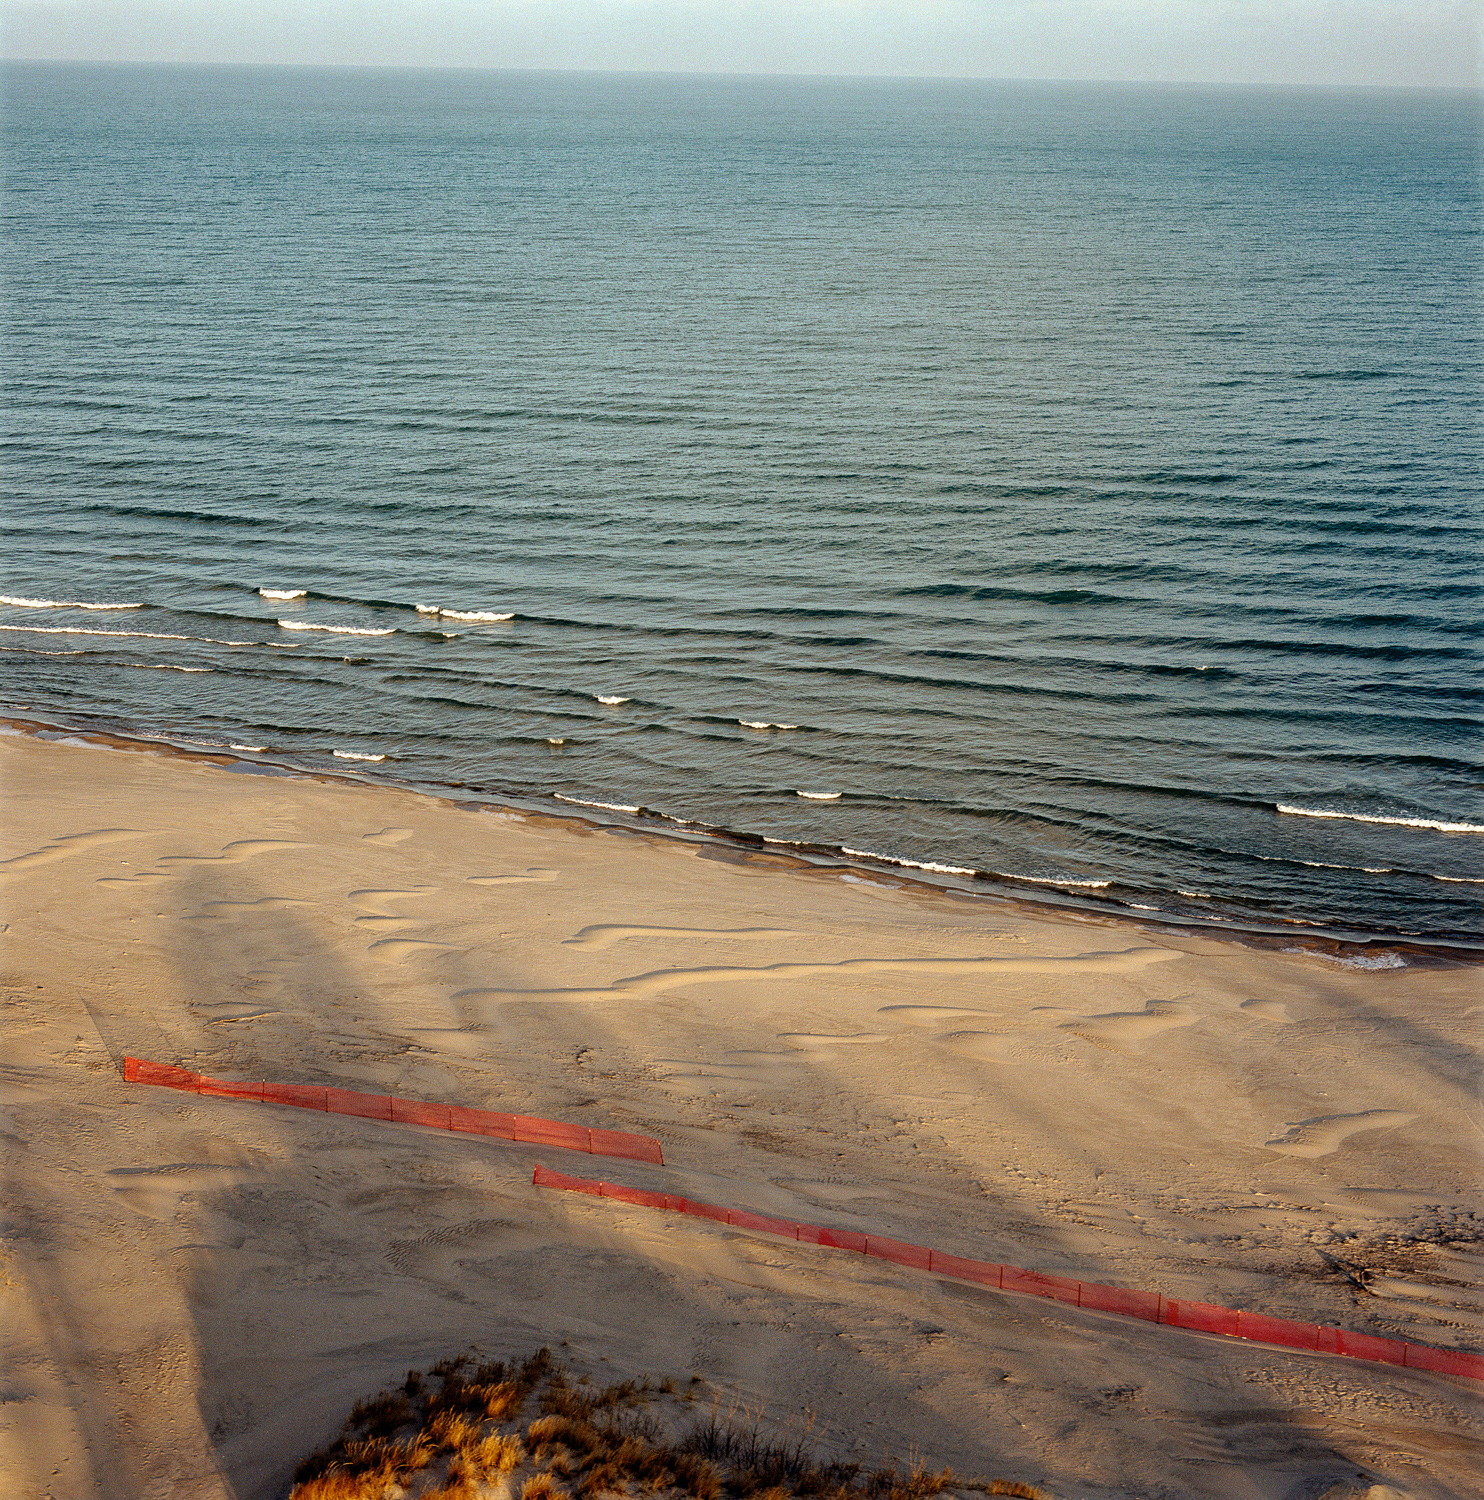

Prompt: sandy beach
[{"left": 1, "top": 727, "right": 1480, "bottom": 1500}]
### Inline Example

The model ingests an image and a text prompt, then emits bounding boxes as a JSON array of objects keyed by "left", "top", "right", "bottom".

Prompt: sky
[{"left": 0, "top": 0, "right": 1477, "bottom": 88}]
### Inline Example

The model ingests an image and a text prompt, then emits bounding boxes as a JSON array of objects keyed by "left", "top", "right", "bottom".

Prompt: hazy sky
[{"left": 1, "top": 0, "right": 1477, "bottom": 87}]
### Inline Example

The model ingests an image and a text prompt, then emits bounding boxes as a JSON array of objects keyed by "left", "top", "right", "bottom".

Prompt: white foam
[
  {"left": 0, "top": 624, "right": 294, "bottom": 647},
  {"left": 547, "top": 737, "right": 566, "bottom": 745},
  {"left": 437, "top": 608, "right": 514, "bottom": 622},
  {"left": 278, "top": 620, "right": 395, "bottom": 637},
  {"left": 797, "top": 790, "right": 841, "bottom": 800},
  {"left": 740, "top": 720, "right": 799, "bottom": 730},
  {"left": 1002, "top": 873, "right": 1113, "bottom": 889},
  {"left": 1288, "top": 949, "right": 1409, "bottom": 970},
  {"left": 332, "top": 749, "right": 387, "bottom": 762},
  {"left": 554, "top": 793, "right": 641, "bottom": 814},
  {"left": 0, "top": 594, "right": 143, "bottom": 610},
  {"left": 416, "top": 603, "right": 440, "bottom": 614},
  {"left": 1434, "top": 874, "right": 1484, "bottom": 884},
  {"left": 1277, "top": 804, "right": 1484, "bottom": 835},
  {"left": 840, "top": 846, "right": 977, "bottom": 876},
  {"left": 1176, "top": 889, "right": 1213, "bottom": 899},
  {"left": 139, "top": 663, "right": 211, "bottom": 672},
  {"left": 595, "top": 694, "right": 630, "bottom": 705},
  {"left": 258, "top": 587, "right": 307, "bottom": 601},
  {"left": 230, "top": 743, "right": 268, "bottom": 753}
]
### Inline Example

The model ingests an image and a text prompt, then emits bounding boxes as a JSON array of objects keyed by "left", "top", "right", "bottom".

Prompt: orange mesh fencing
[
  {"left": 122, "top": 1057, "right": 663, "bottom": 1164},
  {"left": 531, "top": 1163, "right": 1483, "bottom": 1384}
]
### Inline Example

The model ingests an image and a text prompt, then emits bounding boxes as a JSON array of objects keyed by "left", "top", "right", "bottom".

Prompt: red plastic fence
[
  {"left": 121, "top": 1057, "right": 663, "bottom": 1165},
  {"left": 531, "top": 1164, "right": 1483, "bottom": 1384}
]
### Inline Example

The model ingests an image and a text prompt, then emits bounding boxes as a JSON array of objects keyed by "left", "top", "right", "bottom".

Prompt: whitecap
[
  {"left": 278, "top": 620, "right": 396, "bottom": 637},
  {"left": 1000, "top": 873, "right": 1113, "bottom": 889},
  {"left": 840, "top": 846, "right": 977, "bottom": 876},
  {"left": 1277, "top": 804, "right": 1484, "bottom": 835},
  {"left": 740, "top": 720, "right": 799, "bottom": 730},
  {"left": 332, "top": 749, "right": 387, "bottom": 762},
  {"left": 258, "top": 587, "right": 307, "bottom": 601},
  {"left": 554, "top": 793, "right": 641, "bottom": 814},
  {"left": 437, "top": 608, "right": 513, "bottom": 622},
  {"left": 595, "top": 694, "right": 630, "bottom": 705},
  {"left": 0, "top": 594, "right": 143, "bottom": 610},
  {"left": 415, "top": 603, "right": 440, "bottom": 614},
  {"left": 1434, "top": 874, "right": 1484, "bottom": 884},
  {"left": 546, "top": 737, "right": 566, "bottom": 745},
  {"left": 797, "top": 790, "right": 842, "bottom": 801},
  {"left": 139, "top": 664, "right": 212, "bottom": 672},
  {"left": 230, "top": 743, "right": 268, "bottom": 753}
]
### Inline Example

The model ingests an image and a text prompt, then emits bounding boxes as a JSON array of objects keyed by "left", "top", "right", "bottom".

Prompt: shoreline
[
  {"left": 4, "top": 723, "right": 1480, "bottom": 1498},
  {"left": 5, "top": 709, "right": 1479, "bottom": 964}
]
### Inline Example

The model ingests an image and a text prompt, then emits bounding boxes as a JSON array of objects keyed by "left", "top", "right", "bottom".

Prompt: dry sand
[{"left": 1, "top": 728, "right": 1480, "bottom": 1500}]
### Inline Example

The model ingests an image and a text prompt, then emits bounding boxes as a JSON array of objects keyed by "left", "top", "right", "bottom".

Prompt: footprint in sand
[
  {"left": 567, "top": 924, "right": 796, "bottom": 950},
  {"left": 1060, "top": 999, "right": 1196, "bottom": 1053},
  {"left": 363, "top": 827, "right": 413, "bottom": 846},
  {"left": 1265, "top": 1109, "right": 1415, "bottom": 1158}
]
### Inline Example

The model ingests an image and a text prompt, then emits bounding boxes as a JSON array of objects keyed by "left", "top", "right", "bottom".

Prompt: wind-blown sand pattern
[{"left": 1, "top": 731, "right": 1480, "bottom": 1500}]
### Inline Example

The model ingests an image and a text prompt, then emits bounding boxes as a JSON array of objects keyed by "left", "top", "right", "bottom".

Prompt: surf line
[{"left": 533, "top": 1165, "right": 1481, "bottom": 1383}]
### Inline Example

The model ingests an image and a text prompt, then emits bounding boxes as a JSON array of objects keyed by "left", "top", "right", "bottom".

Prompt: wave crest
[
  {"left": 1277, "top": 804, "right": 1484, "bottom": 834},
  {"left": 278, "top": 620, "right": 396, "bottom": 637},
  {"left": 0, "top": 594, "right": 143, "bottom": 610}
]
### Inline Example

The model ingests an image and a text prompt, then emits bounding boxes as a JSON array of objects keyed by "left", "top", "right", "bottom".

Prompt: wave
[
  {"left": 840, "top": 846, "right": 977, "bottom": 876},
  {"left": 0, "top": 594, "right": 143, "bottom": 610},
  {"left": 277, "top": 620, "right": 396, "bottom": 637},
  {"left": 595, "top": 694, "right": 630, "bottom": 705},
  {"left": 1277, "top": 804, "right": 1484, "bottom": 834},
  {"left": 999, "top": 873, "right": 1113, "bottom": 889},
  {"left": 0, "top": 624, "right": 295, "bottom": 647},
  {"left": 797, "top": 790, "right": 842, "bottom": 800},
  {"left": 258, "top": 587, "right": 307, "bottom": 600},
  {"left": 740, "top": 720, "right": 799, "bottom": 730},
  {"left": 416, "top": 604, "right": 514, "bottom": 622},
  {"left": 546, "top": 737, "right": 566, "bottom": 745},
  {"left": 332, "top": 749, "right": 387, "bottom": 762},
  {"left": 138, "top": 663, "right": 212, "bottom": 673},
  {"left": 554, "top": 793, "right": 641, "bottom": 813},
  {"left": 230, "top": 743, "right": 268, "bottom": 753},
  {"left": 1434, "top": 874, "right": 1484, "bottom": 885}
]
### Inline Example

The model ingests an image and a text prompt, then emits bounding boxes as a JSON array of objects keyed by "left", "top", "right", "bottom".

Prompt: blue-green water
[{"left": 3, "top": 63, "right": 1480, "bottom": 943}]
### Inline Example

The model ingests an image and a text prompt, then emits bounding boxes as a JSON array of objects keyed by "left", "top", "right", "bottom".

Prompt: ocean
[{"left": 3, "top": 63, "right": 1480, "bottom": 946}]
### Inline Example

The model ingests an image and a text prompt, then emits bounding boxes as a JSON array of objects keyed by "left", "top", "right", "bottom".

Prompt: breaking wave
[
  {"left": 0, "top": 594, "right": 143, "bottom": 610},
  {"left": 277, "top": 620, "right": 396, "bottom": 637},
  {"left": 1277, "top": 804, "right": 1484, "bottom": 834}
]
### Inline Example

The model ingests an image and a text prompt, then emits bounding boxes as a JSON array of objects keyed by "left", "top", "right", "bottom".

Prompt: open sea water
[{"left": 3, "top": 63, "right": 1481, "bottom": 946}]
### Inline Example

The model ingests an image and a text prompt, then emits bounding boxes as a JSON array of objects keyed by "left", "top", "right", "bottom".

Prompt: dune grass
[{"left": 290, "top": 1348, "right": 1043, "bottom": 1500}]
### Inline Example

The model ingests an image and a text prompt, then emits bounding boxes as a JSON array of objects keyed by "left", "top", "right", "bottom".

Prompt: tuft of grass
[{"left": 290, "top": 1348, "right": 1043, "bottom": 1500}]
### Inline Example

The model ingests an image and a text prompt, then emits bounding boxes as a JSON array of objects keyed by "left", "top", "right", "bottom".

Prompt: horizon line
[{"left": 2, "top": 57, "right": 1479, "bottom": 94}]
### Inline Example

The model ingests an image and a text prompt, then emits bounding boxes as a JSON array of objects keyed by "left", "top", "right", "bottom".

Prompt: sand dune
[{"left": 0, "top": 730, "right": 1479, "bottom": 1500}]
